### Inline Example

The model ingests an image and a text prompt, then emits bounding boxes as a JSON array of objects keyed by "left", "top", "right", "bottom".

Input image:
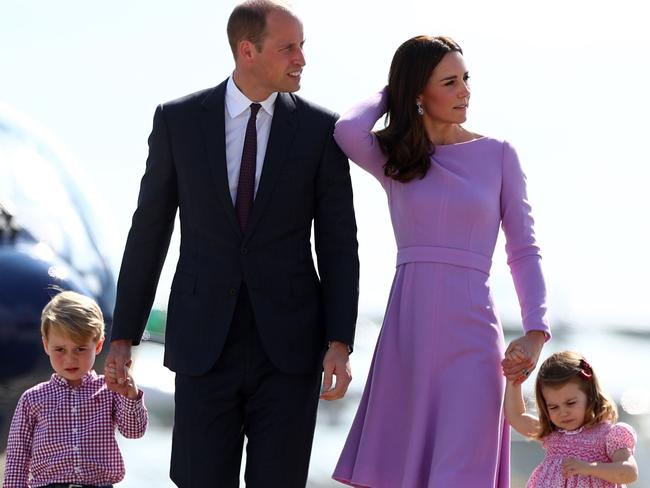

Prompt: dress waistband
[{"left": 396, "top": 246, "right": 491, "bottom": 274}]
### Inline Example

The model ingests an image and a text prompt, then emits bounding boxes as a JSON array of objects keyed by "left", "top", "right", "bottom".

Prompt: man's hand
[
  {"left": 105, "top": 339, "right": 133, "bottom": 393},
  {"left": 501, "top": 330, "right": 546, "bottom": 385},
  {"left": 320, "top": 341, "right": 352, "bottom": 401}
]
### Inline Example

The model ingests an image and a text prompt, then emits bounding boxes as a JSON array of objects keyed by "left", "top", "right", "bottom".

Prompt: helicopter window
[{"left": 0, "top": 123, "right": 107, "bottom": 296}]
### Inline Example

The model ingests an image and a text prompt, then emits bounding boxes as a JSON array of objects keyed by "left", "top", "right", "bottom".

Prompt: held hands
[
  {"left": 105, "top": 364, "right": 140, "bottom": 400},
  {"left": 502, "top": 330, "right": 546, "bottom": 385},
  {"left": 320, "top": 341, "right": 352, "bottom": 401},
  {"left": 105, "top": 339, "right": 139, "bottom": 400}
]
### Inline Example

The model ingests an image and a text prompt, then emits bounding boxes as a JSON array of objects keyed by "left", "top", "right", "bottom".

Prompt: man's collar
[{"left": 225, "top": 76, "right": 278, "bottom": 118}]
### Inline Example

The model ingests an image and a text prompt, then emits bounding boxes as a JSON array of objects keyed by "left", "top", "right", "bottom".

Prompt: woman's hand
[{"left": 501, "top": 330, "right": 546, "bottom": 385}]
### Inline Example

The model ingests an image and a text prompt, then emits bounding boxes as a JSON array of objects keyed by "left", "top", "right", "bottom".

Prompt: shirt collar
[
  {"left": 225, "top": 75, "right": 278, "bottom": 119},
  {"left": 51, "top": 370, "right": 97, "bottom": 388}
]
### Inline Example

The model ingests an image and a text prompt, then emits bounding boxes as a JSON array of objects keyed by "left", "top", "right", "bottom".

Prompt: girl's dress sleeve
[
  {"left": 606, "top": 422, "right": 637, "bottom": 458},
  {"left": 333, "top": 88, "right": 390, "bottom": 187},
  {"left": 500, "top": 141, "right": 551, "bottom": 338}
]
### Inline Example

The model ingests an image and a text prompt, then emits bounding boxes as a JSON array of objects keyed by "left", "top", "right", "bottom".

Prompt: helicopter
[{"left": 0, "top": 102, "right": 117, "bottom": 452}]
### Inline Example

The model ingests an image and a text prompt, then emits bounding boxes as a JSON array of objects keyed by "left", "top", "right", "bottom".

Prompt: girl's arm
[
  {"left": 563, "top": 423, "right": 638, "bottom": 483},
  {"left": 562, "top": 450, "right": 638, "bottom": 484},
  {"left": 504, "top": 380, "right": 540, "bottom": 438}
]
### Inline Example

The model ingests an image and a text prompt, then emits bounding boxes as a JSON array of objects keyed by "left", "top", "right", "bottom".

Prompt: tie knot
[{"left": 250, "top": 103, "right": 262, "bottom": 116}]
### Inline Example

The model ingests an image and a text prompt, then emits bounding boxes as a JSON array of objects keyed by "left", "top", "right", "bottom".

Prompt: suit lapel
[
  {"left": 244, "top": 92, "right": 297, "bottom": 241},
  {"left": 200, "top": 80, "right": 242, "bottom": 238}
]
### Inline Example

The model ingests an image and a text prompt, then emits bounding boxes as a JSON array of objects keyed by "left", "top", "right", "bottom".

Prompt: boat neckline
[{"left": 435, "top": 136, "right": 488, "bottom": 148}]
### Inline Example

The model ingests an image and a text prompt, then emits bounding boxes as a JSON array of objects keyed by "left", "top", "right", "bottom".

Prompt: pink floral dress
[{"left": 527, "top": 422, "right": 637, "bottom": 487}]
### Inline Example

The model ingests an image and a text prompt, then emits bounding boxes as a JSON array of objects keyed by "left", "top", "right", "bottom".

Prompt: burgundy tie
[{"left": 235, "top": 103, "right": 261, "bottom": 230}]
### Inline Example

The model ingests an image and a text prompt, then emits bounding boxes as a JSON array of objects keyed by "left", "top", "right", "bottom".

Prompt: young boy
[{"left": 3, "top": 291, "right": 147, "bottom": 488}]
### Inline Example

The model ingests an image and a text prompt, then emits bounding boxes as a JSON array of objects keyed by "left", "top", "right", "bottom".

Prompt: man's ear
[
  {"left": 95, "top": 338, "right": 105, "bottom": 354},
  {"left": 238, "top": 39, "right": 256, "bottom": 63}
]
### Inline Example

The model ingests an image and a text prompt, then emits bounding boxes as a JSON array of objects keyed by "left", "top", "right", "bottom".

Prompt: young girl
[{"left": 505, "top": 350, "right": 638, "bottom": 487}]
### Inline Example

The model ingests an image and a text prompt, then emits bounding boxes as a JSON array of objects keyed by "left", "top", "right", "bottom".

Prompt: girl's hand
[
  {"left": 562, "top": 458, "right": 592, "bottom": 477},
  {"left": 501, "top": 330, "right": 545, "bottom": 385}
]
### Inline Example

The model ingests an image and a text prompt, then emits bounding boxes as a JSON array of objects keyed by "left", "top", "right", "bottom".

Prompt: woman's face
[{"left": 417, "top": 51, "right": 470, "bottom": 125}]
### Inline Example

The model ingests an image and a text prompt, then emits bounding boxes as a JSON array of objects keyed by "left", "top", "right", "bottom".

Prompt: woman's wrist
[{"left": 526, "top": 330, "right": 547, "bottom": 345}]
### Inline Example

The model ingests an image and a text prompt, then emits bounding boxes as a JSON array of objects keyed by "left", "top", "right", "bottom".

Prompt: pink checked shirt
[{"left": 3, "top": 371, "right": 148, "bottom": 488}]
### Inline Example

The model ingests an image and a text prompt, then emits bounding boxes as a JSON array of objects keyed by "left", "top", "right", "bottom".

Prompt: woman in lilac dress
[{"left": 332, "top": 36, "right": 551, "bottom": 487}]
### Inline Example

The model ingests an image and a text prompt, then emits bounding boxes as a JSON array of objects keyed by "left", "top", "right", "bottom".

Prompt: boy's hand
[
  {"left": 106, "top": 364, "right": 140, "bottom": 400},
  {"left": 105, "top": 339, "right": 132, "bottom": 393}
]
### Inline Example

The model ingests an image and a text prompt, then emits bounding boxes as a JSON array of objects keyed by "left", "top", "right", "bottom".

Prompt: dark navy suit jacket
[{"left": 111, "top": 79, "right": 359, "bottom": 375}]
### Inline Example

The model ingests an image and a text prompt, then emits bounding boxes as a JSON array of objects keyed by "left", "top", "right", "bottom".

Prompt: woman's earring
[{"left": 416, "top": 101, "right": 424, "bottom": 116}]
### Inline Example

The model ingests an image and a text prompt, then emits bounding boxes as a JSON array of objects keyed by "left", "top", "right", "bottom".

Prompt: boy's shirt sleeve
[
  {"left": 113, "top": 389, "right": 148, "bottom": 439},
  {"left": 3, "top": 392, "right": 37, "bottom": 488}
]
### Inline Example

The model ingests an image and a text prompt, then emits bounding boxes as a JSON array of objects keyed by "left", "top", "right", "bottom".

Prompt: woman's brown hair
[
  {"left": 534, "top": 351, "right": 617, "bottom": 439},
  {"left": 376, "top": 35, "right": 462, "bottom": 183}
]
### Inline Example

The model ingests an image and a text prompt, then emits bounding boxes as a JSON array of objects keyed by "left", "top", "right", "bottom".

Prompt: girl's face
[
  {"left": 43, "top": 327, "right": 103, "bottom": 387},
  {"left": 542, "top": 381, "right": 589, "bottom": 431},
  {"left": 417, "top": 51, "right": 470, "bottom": 125}
]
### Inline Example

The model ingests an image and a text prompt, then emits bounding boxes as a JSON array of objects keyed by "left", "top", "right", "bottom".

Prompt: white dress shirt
[{"left": 224, "top": 76, "right": 278, "bottom": 204}]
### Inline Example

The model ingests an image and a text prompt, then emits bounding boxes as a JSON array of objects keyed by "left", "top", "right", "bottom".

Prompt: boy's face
[{"left": 43, "top": 327, "right": 104, "bottom": 387}]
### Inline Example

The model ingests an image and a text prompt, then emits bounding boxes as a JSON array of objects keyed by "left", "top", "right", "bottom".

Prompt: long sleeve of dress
[
  {"left": 500, "top": 141, "right": 551, "bottom": 338},
  {"left": 3, "top": 394, "right": 35, "bottom": 488},
  {"left": 333, "top": 89, "right": 389, "bottom": 185}
]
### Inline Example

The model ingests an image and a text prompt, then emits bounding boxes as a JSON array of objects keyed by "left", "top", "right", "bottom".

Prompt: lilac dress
[
  {"left": 332, "top": 90, "right": 551, "bottom": 488},
  {"left": 528, "top": 422, "right": 636, "bottom": 487}
]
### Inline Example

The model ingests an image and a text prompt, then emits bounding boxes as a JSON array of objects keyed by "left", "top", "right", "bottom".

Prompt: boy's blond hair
[{"left": 41, "top": 291, "right": 105, "bottom": 344}]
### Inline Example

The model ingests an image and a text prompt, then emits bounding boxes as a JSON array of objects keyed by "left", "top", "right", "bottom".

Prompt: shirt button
[
  {"left": 75, "top": 467, "right": 81, "bottom": 473},
  {"left": 73, "top": 445, "right": 79, "bottom": 452},
  {"left": 71, "top": 407, "right": 77, "bottom": 413},
  {"left": 72, "top": 429, "right": 78, "bottom": 434}
]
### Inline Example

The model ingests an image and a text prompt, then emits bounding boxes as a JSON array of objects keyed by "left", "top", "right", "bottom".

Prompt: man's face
[{"left": 250, "top": 10, "right": 305, "bottom": 95}]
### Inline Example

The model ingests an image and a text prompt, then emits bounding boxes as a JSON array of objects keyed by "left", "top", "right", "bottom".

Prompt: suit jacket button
[
  {"left": 229, "top": 288, "right": 237, "bottom": 295},
  {"left": 240, "top": 247, "right": 248, "bottom": 255}
]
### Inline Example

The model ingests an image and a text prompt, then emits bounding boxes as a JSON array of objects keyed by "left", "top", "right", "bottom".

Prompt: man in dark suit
[{"left": 104, "top": 1, "right": 359, "bottom": 486}]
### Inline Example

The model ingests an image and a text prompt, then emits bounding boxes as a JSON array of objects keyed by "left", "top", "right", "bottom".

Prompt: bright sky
[{"left": 1, "top": 0, "right": 649, "bottom": 328}]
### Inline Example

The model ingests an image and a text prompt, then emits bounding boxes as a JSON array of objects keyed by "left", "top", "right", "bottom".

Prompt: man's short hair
[
  {"left": 227, "top": 0, "right": 294, "bottom": 58},
  {"left": 41, "top": 290, "right": 105, "bottom": 344}
]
